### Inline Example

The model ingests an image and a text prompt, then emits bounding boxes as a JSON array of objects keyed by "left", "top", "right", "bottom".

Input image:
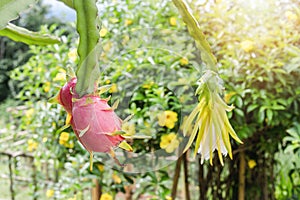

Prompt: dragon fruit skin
[
  {"left": 71, "top": 95, "right": 124, "bottom": 153},
  {"left": 56, "top": 78, "right": 125, "bottom": 153},
  {"left": 57, "top": 77, "right": 77, "bottom": 114}
]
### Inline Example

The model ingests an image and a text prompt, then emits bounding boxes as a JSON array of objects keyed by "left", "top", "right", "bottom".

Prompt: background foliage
[{"left": 0, "top": 0, "right": 299, "bottom": 199}]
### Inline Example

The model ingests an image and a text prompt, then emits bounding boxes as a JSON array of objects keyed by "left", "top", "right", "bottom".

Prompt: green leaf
[
  {"left": 235, "top": 96, "right": 243, "bottom": 108},
  {"left": 172, "top": 0, "right": 217, "bottom": 72},
  {"left": 0, "top": 0, "right": 36, "bottom": 30},
  {"left": 0, "top": 23, "right": 60, "bottom": 45},
  {"left": 258, "top": 107, "right": 265, "bottom": 123},
  {"left": 74, "top": 0, "right": 100, "bottom": 97},
  {"left": 247, "top": 104, "right": 259, "bottom": 113},
  {"left": 266, "top": 109, "right": 273, "bottom": 123}
]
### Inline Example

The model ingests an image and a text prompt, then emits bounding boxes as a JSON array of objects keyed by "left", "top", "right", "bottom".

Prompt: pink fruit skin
[
  {"left": 71, "top": 95, "right": 124, "bottom": 153},
  {"left": 58, "top": 77, "right": 77, "bottom": 114},
  {"left": 58, "top": 78, "right": 124, "bottom": 153}
]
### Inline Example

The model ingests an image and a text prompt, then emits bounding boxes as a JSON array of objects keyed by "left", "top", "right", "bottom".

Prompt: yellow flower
[
  {"left": 248, "top": 159, "right": 257, "bottom": 169},
  {"left": 59, "top": 132, "right": 69, "bottom": 145},
  {"left": 160, "top": 133, "right": 180, "bottom": 153},
  {"left": 25, "top": 108, "right": 35, "bottom": 118},
  {"left": 166, "top": 196, "right": 172, "bottom": 200},
  {"left": 142, "top": 81, "right": 154, "bottom": 89},
  {"left": 42, "top": 137, "right": 48, "bottom": 143},
  {"left": 224, "top": 91, "right": 236, "bottom": 104},
  {"left": 112, "top": 173, "right": 122, "bottom": 184},
  {"left": 285, "top": 10, "right": 298, "bottom": 21},
  {"left": 110, "top": 17, "right": 119, "bottom": 23},
  {"left": 53, "top": 69, "right": 66, "bottom": 81},
  {"left": 169, "top": 17, "right": 177, "bottom": 26},
  {"left": 100, "top": 28, "right": 108, "bottom": 37},
  {"left": 122, "top": 122, "right": 136, "bottom": 136},
  {"left": 179, "top": 57, "right": 189, "bottom": 66},
  {"left": 240, "top": 40, "right": 254, "bottom": 53},
  {"left": 103, "top": 41, "right": 112, "bottom": 52},
  {"left": 68, "top": 48, "right": 77, "bottom": 62},
  {"left": 183, "top": 71, "right": 243, "bottom": 165},
  {"left": 122, "top": 35, "right": 130, "bottom": 45},
  {"left": 158, "top": 110, "right": 178, "bottom": 129},
  {"left": 124, "top": 19, "right": 133, "bottom": 26},
  {"left": 100, "top": 193, "right": 113, "bottom": 200},
  {"left": 43, "top": 82, "right": 51, "bottom": 93},
  {"left": 109, "top": 83, "right": 118, "bottom": 93},
  {"left": 46, "top": 189, "right": 54, "bottom": 198},
  {"left": 97, "top": 164, "right": 104, "bottom": 172},
  {"left": 27, "top": 139, "right": 38, "bottom": 152}
]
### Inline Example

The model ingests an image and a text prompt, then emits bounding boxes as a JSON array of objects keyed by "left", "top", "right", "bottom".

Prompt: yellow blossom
[
  {"left": 53, "top": 69, "right": 66, "bottom": 81},
  {"left": 42, "top": 137, "right": 48, "bottom": 143},
  {"left": 224, "top": 91, "right": 236, "bottom": 104},
  {"left": 103, "top": 41, "right": 112, "bottom": 52},
  {"left": 183, "top": 71, "right": 243, "bottom": 165},
  {"left": 112, "top": 173, "right": 122, "bottom": 184},
  {"left": 43, "top": 82, "right": 51, "bottom": 93},
  {"left": 122, "top": 35, "right": 130, "bottom": 45},
  {"left": 59, "top": 132, "right": 69, "bottom": 145},
  {"left": 124, "top": 19, "right": 133, "bottom": 26},
  {"left": 100, "top": 193, "right": 113, "bottom": 200},
  {"left": 122, "top": 122, "right": 136, "bottom": 136},
  {"left": 109, "top": 83, "right": 118, "bottom": 93},
  {"left": 46, "top": 189, "right": 54, "bottom": 198},
  {"left": 105, "top": 80, "right": 111, "bottom": 84},
  {"left": 25, "top": 108, "right": 35, "bottom": 118},
  {"left": 160, "top": 132, "right": 180, "bottom": 153},
  {"left": 285, "top": 10, "right": 298, "bottom": 21},
  {"left": 27, "top": 139, "right": 38, "bottom": 152},
  {"left": 240, "top": 40, "right": 254, "bottom": 52},
  {"left": 68, "top": 48, "right": 77, "bottom": 62},
  {"left": 100, "top": 28, "right": 108, "bottom": 37},
  {"left": 248, "top": 159, "right": 257, "bottom": 169},
  {"left": 158, "top": 110, "right": 178, "bottom": 129},
  {"left": 169, "top": 17, "right": 177, "bottom": 26},
  {"left": 110, "top": 17, "right": 119, "bottom": 23},
  {"left": 97, "top": 164, "right": 104, "bottom": 172},
  {"left": 179, "top": 57, "right": 189, "bottom": 66},
  {"left": 142, "top": 81, "right": 154, "bottom": 89},
  {"left": 166, "top": 196, "right": 172, "bottom": 200}
]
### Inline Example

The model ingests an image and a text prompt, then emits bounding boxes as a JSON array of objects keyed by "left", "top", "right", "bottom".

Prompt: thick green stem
[
  {"left": 74, "top": 0, "right": 100, "bottom": 97},
  {"left": 0, "top": 23, "right": 60, "bottom": 45},
  {"left": 172, "top": 0, "right": 217, "bottom": 73}
]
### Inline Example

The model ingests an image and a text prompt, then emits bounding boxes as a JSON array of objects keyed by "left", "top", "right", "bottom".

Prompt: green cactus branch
[
  {"left": 74, "top": 0, "right": 100, "bottom": 97},
  {"left": 0, "top": 0, "right": 36, "bottom": 30},
  {"left": 0, "top": 23, "right": 60, "bottom": 45},
  {"left": 172, "top": 0, "right": 218, "bottom": 73}
]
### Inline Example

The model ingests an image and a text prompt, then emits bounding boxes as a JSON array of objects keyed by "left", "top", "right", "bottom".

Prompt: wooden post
[
  {"left": 183, "top": 152, "right": 191, "bottom": 200},
  {"left": 91, "top": 178, "right": 101, "bottom": 200},
  {"left": 238, "top": 151, "right": 246, "bottom": 200},
  {"left": 171, "top": 155, "right": 182, "bottom": 199},
  {"left": 8, "top": 155, "right": 15, "bottom": 200}
]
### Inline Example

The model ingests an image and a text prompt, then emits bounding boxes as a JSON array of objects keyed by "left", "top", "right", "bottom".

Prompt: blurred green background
[{"left": 0, "top": 0, "right": 299, "bottom": 199}]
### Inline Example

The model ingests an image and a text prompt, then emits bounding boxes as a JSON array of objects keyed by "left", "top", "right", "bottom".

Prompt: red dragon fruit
[
  {"left": 56, "top": 77, "right": 77, "bottom": 114},
  {"left": 53, "top": 78, "right": 132, "bottom": 167},
  {"left": 71, "top": 95, "right": 125, "bottom": 153}
]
